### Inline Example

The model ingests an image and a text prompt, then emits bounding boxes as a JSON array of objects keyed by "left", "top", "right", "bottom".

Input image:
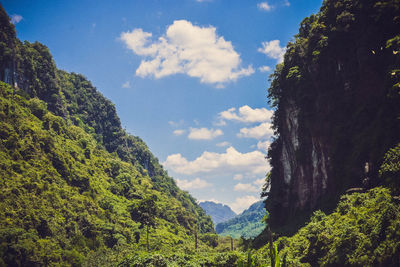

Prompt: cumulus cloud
[
  {"left": 176, "top": 177, "right": 212, "bottom": 190},
  {"left": 258, "top": 40, "right": 286, "bottom": 63},
  {"left": 163, "top": 146, "right": 268, "bottom": 176},
  {"left": 259, "top": 65, "right": 271, "bottom": 72},
  {"left": 173, "top": 129, "right": 185, "bottom": 136},
  {"left": 257, "top": 140, "right": 271, "bottom": 152},
  {"left": 168, "top": 120, "right": 184, "bottom": 127},
  {"left": 197, "top": 198, "right": 223, "bottom": 204},
  {"left": 11, "top": 14, "right": 23, "bottom": 24},
  {"left": 230, "top": 195, "right": 260, "bottom": 213},
  {"left": 233, "top": 174, "right": 244, "bottom": 180},
  {"left": 234, "top": 183, "right": 259, "bottom": 193},
  {"left": 120, "top": 20, "right": 254, "bottom": 86},
  {"left": 218, "top": 105, "right": 273, "bottom": 124},
  {"left": 216, "top": 141, "right": 230, "bottom": 147},
  {"left": 188, "top": 127, "right": 223, "bottom": 140},
  {"left": 238, "top": 122, "right": 274, "bottom": 140},
  {"left": 257, "top": 2, "right": 272, "bottom": 11},
  {"left": 253, "top": 178, "right": 265, "bottom": 187},
  {"left": 283, "top": 0, "right": 290, "bottom": 7}
]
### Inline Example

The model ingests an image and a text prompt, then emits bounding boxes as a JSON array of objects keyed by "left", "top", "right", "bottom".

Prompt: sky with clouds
[{"left": 4, "top": 0, "right": 322, "bottom": 213}]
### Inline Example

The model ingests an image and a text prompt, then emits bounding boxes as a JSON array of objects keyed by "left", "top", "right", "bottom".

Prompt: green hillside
[
  {"left": 0, "top": 6, "right": 214, "bottom": 236},
  {"left": 216, "top": 201, "right": 266, "bottom": 239},
  {"left": 0, "top": 82, "right": 214, "bottom": 265},
  {"left": 254, "top": 187, "right": 400, "bottom": 266}
]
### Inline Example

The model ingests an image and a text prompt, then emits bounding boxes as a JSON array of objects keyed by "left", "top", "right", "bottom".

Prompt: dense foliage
[
  {"left": 216, "top": 201, "right": 266, "bottom": 239},
  {"left": 0, "top": 82, "right": 215, "bottom": 265},
  {"left": 255, "top": 187, "right": 400, "bottom": 266},
  {"left": 380, "top": 142, "right": 400, "bottom": 193}
]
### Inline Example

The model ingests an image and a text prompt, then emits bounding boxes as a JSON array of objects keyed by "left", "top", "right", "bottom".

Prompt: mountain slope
[
  {"left": 199, "top": 201, "right": 236, "bottom": 225},
  {"left": 216, "top": 201, "right": 266, "bottom": 239},
  {"left": 0, "top": 83, "right": 192, "bottom": 264},
  {"left": 255, "top": 187, "right": 400, "bottom": 266},
  {"left": 0, "top": 6, "right": 216, "bottom": 265},
  {"left": 0, "top": 5, "right": 214, "bottom": 235},
  {"left": 264, "top": 0, "right": 400, "bottom": 234}
]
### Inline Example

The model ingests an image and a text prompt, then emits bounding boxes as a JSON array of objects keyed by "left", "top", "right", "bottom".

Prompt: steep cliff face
[{"left": 266, "top": 0, "right": 400, "bottom": 233}]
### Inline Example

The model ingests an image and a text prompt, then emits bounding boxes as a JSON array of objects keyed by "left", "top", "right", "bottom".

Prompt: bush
[{"left": 28, "top": 98, "right": 47, "bottom": 119}]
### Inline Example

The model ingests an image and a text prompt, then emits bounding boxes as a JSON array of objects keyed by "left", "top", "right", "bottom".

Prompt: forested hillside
[
  {"left": 0, "top": 6, "right": 219, "bottom": 265},
  {"left": 255, "top": 187, "right": 400, "bottom": 266},
  {"left": 216, "top": 201, "right": 266, "bottom": 239}
]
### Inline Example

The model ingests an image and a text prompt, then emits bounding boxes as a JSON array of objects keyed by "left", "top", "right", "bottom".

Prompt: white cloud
[
  {"left": 233, "top": 174, "right": 244, "bottom": 180},
  {"left": 283, "top": 0, "right": 290, "bottom": 7},
  {"left": 219, "top": 105, "right": 273, "bottom": 124},
  {"left": 216, "top": 141, "right": 230, "bottom": 147},
  {"left": 257, "top": 140, "right": 271, "bottom": 152},
  {"left": 197, "top": 198, "right": 223, "bottom": 204},
  {"left": 253, "top": 178, "right": 265, "bottom": 186},
  {"left": 164, "top": 146, "right": 268, "bottom": 176},
  {"left": 259, "top": 65, "right": 271, "bottom": 72},
  {"left": 213, "top": 119, "right": 227, "bottom": 126},
  {"left": 234, "top": 183, "right": 259, "bottom": 193},
  {"left": 188, "top": 127, "right": 223, "bottom": 140},
  {"left": 230, "top": 195, "right": 260, "bottom": 214},
  {"left": 173, "top": 129, "right": 185, "bottom": 136},
  {"left": 11, "top": 14, "right": 23, "bottom": 24},
  {"left": 120, "top": 20, "right": 254, "bottom": 87},
  {"left": 168, "top": 120, "right": 184, "bottom": 127},
  {"left": 257, "top": 2, "right": 272, "bottom": 11},
  {"left": 258, "top": 40, "right": 286, "bottom": 64},
  {"left": 122, "top": 81, "right": 131, "bottom": 88},
  {"left": 238, "top": 122, "right": 274, "bottom": 140},
  {"left": 176, "top": 177, "right": 212, "bottom": 190}
]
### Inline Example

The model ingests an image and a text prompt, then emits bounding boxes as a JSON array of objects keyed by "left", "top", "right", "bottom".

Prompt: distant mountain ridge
[
  {"left": 199, "top": 201, "right": 236, "bottom": 226},
  {"left": 216, "top": 201, "right": 266, "bottom": 239}
]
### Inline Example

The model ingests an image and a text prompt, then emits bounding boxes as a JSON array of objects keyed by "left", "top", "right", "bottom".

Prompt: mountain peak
[{"left": 199, "top": 201, "right": 236, "bottom": 226}]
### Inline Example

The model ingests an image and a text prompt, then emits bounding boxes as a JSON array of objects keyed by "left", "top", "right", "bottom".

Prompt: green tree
[{"left": 129, "top": 195, "right": 158, "bottom": 251}]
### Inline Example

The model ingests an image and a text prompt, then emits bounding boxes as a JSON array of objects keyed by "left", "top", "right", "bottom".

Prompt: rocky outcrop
[{"left": 265, "top": 0, "right": 400, "bottom": 234}]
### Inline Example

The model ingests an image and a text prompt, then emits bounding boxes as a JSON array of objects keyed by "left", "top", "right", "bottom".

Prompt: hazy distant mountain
[
  {"left": 199, "top": 201, "right": 237, "bottom": 226},
  {"left": 216, "top": 201, "right": 266, "bottom": 239}
]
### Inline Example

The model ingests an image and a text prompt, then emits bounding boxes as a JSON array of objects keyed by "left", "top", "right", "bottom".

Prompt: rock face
[
  {"left": 199, "top": 201, "right": 236, "bottom": 226},
  {"left": 266, "top": 0, "right": 400, "bottom": 233}
]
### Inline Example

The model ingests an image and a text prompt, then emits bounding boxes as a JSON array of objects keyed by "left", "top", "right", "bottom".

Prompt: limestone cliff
[{"left": 265, "top": 0, "right": 400, "bottom": 233}]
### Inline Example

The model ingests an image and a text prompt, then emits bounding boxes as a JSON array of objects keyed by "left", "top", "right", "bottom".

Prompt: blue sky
[{"left": 4, "top": 0, "right": 322, "bottom": 213}]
